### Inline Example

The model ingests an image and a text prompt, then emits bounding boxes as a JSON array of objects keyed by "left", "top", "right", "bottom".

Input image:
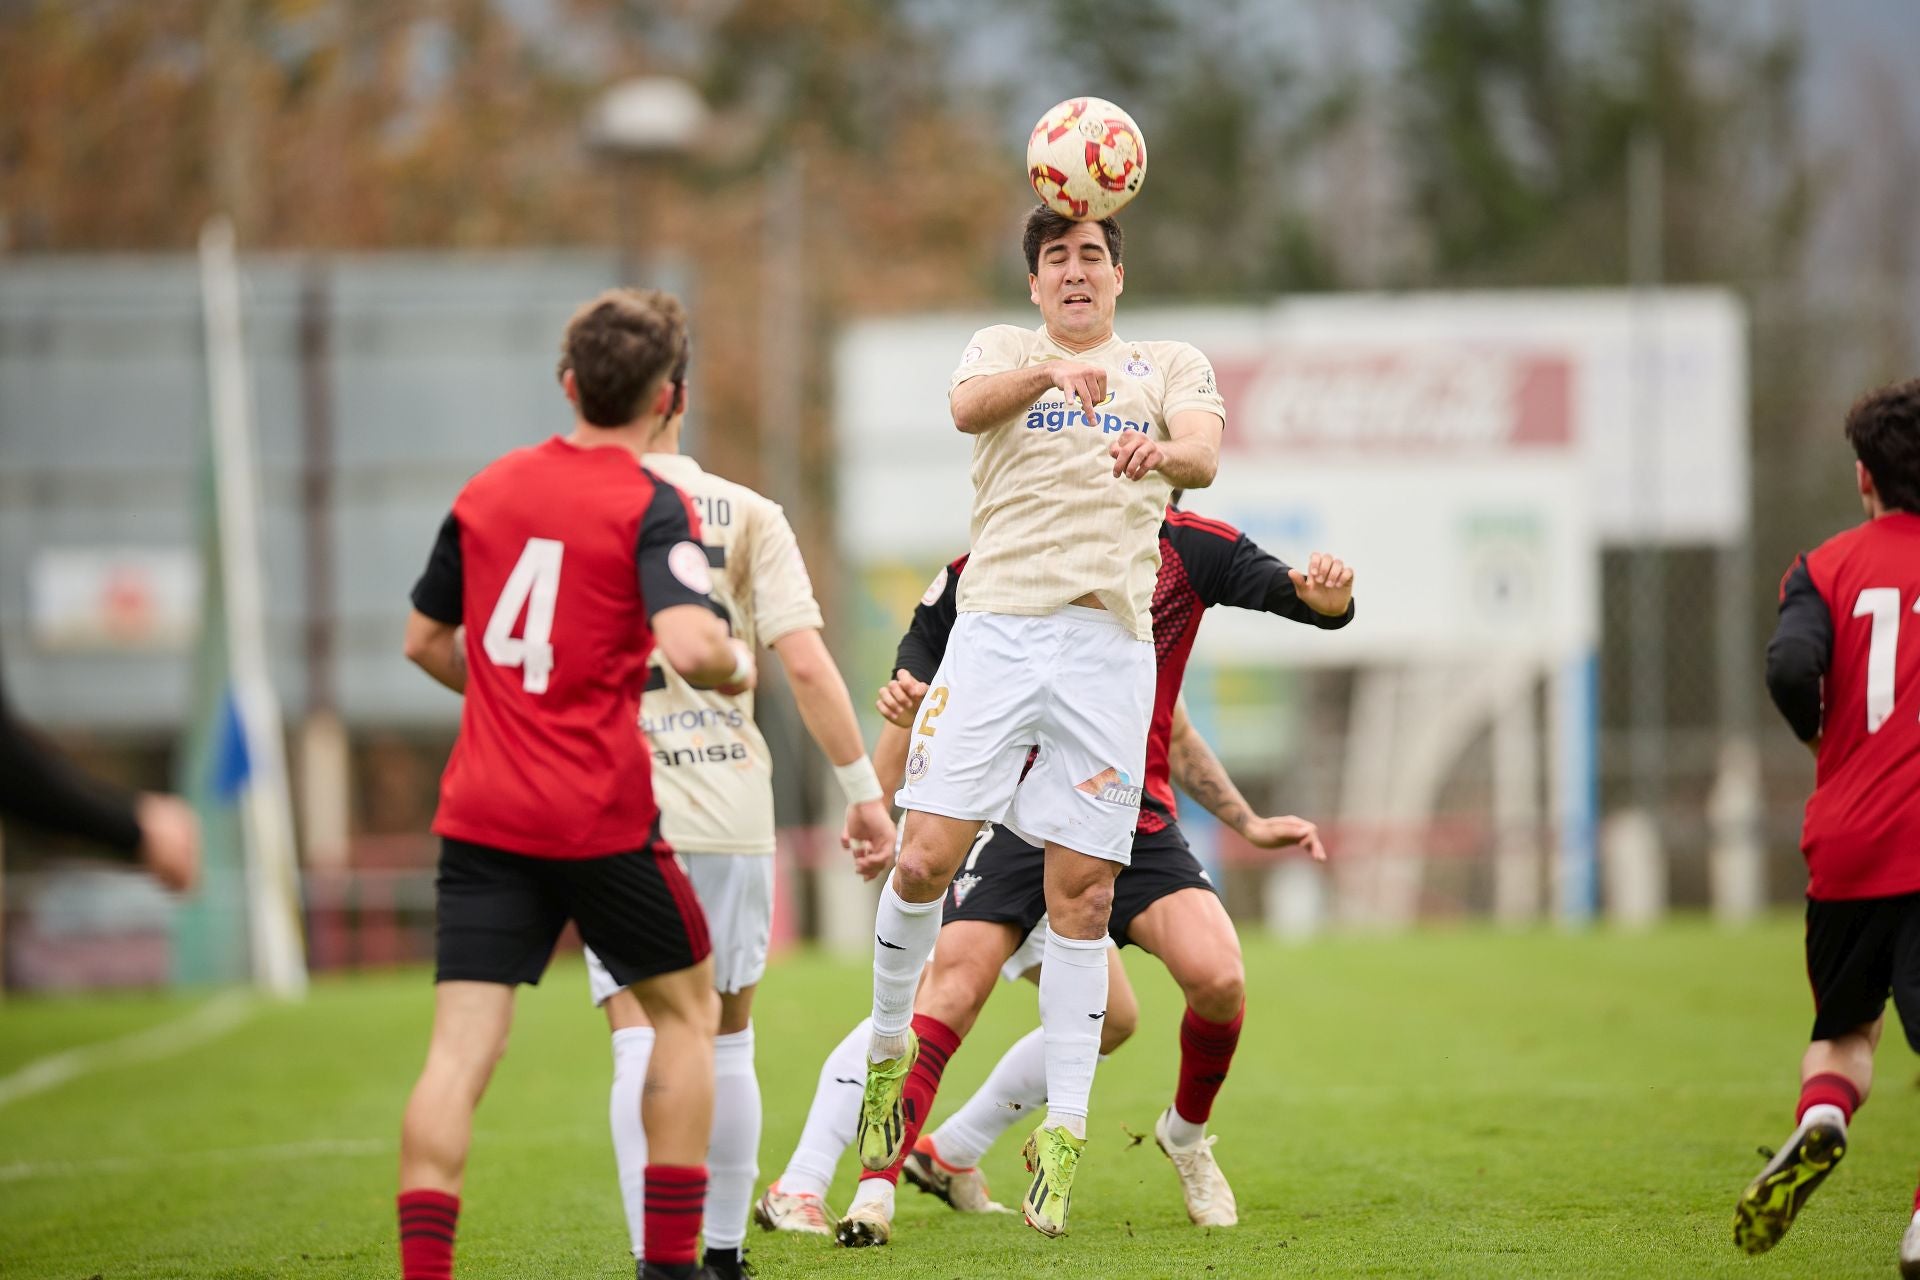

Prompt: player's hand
[
  {"left": 1047, "top": 361, "right": 1108, "bottom": 427},
  {"left": 876, "top": 669, "right": 929, "bottom": 729},
  {"left": 841, "top": 800, "right": 896, "bottom": 881},
  {"left": 1287, "top": 553, "right": 1354, "bottom": 617},
  {"left": 136, "top": 793, "right": 202, "bottom": 892},
  {"left": 1242, "top": 814, "right": 1326, "bottom": 861},
  {"left": 1109, "top": 431, "right": 1167, "bottom": 480},
  {"left": 715, "top": 639, "right": 757, "bottom": 697}
]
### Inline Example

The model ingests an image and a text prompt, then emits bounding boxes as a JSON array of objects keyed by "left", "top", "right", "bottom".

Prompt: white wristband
[
  {"left": 834, "top": 756, "right": 885, "bottom": 807},
  {"left": 726, "top": 640, "right": 756, "bottom": 687}
]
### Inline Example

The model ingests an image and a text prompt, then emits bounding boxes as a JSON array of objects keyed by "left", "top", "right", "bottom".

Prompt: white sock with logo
[
  {"left": 778, "top": 1017, "right": 870, "bottom": 1201},
  {"left": 705, "top": 1025, "right": 761, "bottom": 1251},
  {"left": 870, "top": 877, "right": 942, "bottom": 1061},
  {"left": 1038, "top": 925, "right": 1108, "bottom": 1141},
  {"left": 932, "top": 1026, "right": 1048, "bottom": 1168},
  {"left": 608, "top": 1025, "right": 655, "bottom": 1260}
]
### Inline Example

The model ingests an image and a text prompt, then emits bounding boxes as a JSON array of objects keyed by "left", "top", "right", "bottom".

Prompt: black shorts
[
  {"left": 943, "top": 822, "right": 1216, "bottom": 948},
  {"left": 434, "top": 835, "right": 711, "bottom": 988},
  {"left": 1805, "top": 892, "right": 1920, "bottom": 1048}
]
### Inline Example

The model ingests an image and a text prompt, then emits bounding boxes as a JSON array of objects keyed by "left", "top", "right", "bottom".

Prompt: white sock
[
  {"left": 870, "top": 877, "right": 942, "bottom": 1060},
  {"left": 1038, "top": 926, "right": 1107, "bottom": 1140},
  {"left": 778, "top": 1017, "right": 870, "bottom": 1200},
  {"left": 608, "top": 1025, "right": 655, "bottom": 1260},
  {"left": 850, "top": 1176, "right": 894, "bottom": 1213},
  {"left": 931, "top": 1027, "right": 1048, "bottom": 1168},
  {"left": 1801, "top": 1103, "right": 1847, "bottom": 1133},
  {"left": 705, "top": 1025, "right": 761, "bottom": 1251},
  {"left": 1164, "top": 1108, "right": 1207, "bottom": 1149}
]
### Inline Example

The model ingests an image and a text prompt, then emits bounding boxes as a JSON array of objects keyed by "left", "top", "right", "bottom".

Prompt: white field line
[{"left": 0, "top": 991, "right": 255, "bottom": 1112}]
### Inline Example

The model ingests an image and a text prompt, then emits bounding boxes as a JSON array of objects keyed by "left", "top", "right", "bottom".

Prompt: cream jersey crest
[
  {"left": 950, "top": 324, "right": 1225, "bottom": 640},
  {"left": 639, "top": 453, "right": 824, "bottom": 856}
]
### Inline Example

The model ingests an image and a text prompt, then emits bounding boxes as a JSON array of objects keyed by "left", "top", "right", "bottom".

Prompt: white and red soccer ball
[{"left": 1026, "top": 97, "right": 1148, "bottom": 222}]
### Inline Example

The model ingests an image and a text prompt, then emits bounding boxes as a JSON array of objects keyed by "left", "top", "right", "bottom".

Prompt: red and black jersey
[
  {"left": 895, "top": 510, "right": 1353, "bottom": 835},
  {"left": 1767, "top": 511, "right": 1920, "bottom": 900},
  {"left": 411, "top": 437, "right": 719, "bottom": 860}
]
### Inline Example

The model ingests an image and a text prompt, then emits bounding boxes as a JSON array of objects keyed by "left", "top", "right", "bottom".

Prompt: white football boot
[
  {"left": 751, "top": 1180, "right": 832, "bottom": 1236},
  {"left": 1154, "top": 1106, "right": 1238, "bottom": 1227}
]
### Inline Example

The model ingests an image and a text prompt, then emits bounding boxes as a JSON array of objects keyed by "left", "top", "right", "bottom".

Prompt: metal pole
[
  {"left": 1627, "top": 130, "right": 1666, "bottom": 824},
  {"left": 298, "top": 262, "right": 350, "bottom": 873}
]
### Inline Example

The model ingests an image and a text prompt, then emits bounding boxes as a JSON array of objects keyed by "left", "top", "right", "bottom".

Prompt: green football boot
[
  {"left": 856, "top": 1031, "right": 918, "bottom": 1171},
  {"left": 1020, "top": 1123, "right": 1086, "bottom": 1238}
]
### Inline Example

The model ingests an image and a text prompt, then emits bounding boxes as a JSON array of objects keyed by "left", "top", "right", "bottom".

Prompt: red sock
[
  {"left": 1174, "top": 1004, "right": 1244, "bottom": 1126},
  {"left": 397, "top": 1189, "right": 458, "bottom": 1280},
  {"left": 1912, "top": 1172, "right": 1920, "bottom": 1215},
  {"left": 1796, "top": 1072, "right": 1861, "bottom": 1124},
  {"left": 862, "top": 1013, "right": 963, "bottom": 1187},
  {"left": 644, "top": 1164, "right": 707, "bottom": 1267}
]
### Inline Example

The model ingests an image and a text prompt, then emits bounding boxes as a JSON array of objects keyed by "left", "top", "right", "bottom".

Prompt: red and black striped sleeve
[
  {"left": 1168, "top": 510, "right": 1353, "bottom": 629},
  {"left": 893, "top": 554, "right": 967, "bottom": 683},
  {"left": 0, "top": 645, "right": 142, "bottom": 856},
  {"left": 1766, "top": 553, "right": 1831, "bottom": 743},
  {"left": 636, "top": 474, "right": 723, "bottom": 621}
]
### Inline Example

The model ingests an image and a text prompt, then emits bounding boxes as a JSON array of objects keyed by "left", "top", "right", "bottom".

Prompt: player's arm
[
  {"left": 405, "top": 512, "right": 468, "bottom": 693},
  {"left": 1765, "top": 553, "right": 1831, "bottom": 754},
  {"left": 952, "top": 360, "right": 1119, "bottom": 435},
  {"left": 1167, "top": 695, "right": 1325, "bottom": 860},
  {"left": 1111, "top": 407, "right": 1223, "bottom": 487},
  {"left": 639, "top": 484, "right": 755, "bottom": 693},
  {"left": 873, "top": 719, "right": 912, "bottom": 795},
  {"left": 771, "top": 628, "right": 893, "bottom": 879},
  {"left": 1194, "top": 523, "right": 1355, "bottom": 627}
]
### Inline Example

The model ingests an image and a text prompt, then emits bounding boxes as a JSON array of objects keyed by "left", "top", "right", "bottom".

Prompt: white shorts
[
  {"left": 585, "top": 852, "right": 776, "bottom": 1003},
  {"left": 898, "top": 607, "right": 1154, "bottom": 864}
]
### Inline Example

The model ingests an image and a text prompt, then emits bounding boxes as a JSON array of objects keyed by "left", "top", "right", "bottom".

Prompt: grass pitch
[{"left": 3, "top": 918, "right": 1917, "bottom": 1278}]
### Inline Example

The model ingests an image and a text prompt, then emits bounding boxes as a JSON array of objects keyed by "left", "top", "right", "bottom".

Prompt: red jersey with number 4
[
  {"left": 411, "top": 437, "right": 717, "bottom": 859},
  {"left": 1790, "top": 513, "right": 1920, "bottom": 899}
]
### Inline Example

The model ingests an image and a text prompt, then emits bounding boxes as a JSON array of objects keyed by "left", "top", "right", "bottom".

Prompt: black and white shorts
[
  {"left": 434, "top": 834, "right": 710, "bottom": 989},
  {"left": 943, "top": 820, "right": 1215, "bottom": 958},
  {"left": 1805, "top": 892, "right": 1920, "bottom": 1048}
]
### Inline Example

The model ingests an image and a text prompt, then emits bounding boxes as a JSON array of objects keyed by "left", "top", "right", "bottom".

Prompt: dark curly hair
[
  {"left": 1844, "top": 378, "right": 1920, "bottom": 514},
  {"left": 1022, "top": 206, "right": 1123, "bottom": 275}
]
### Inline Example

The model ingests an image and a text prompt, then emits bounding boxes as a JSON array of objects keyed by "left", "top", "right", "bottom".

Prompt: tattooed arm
[{"left": 1168, "top": 696, "right": 1326, "bottom": 860}]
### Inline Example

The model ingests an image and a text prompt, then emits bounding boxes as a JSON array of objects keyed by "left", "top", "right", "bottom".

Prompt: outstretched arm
[{"left": 1167, "top": 696, "right": 1325, "bottom": 860}]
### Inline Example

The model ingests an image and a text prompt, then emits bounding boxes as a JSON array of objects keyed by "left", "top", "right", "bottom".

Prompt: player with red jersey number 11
[
  {"left": 1734, "top": 379, "right": 1920, "bottom": 1273},
  {"left": 394, "top": 289, "right": 752, "bottom": 1280}
]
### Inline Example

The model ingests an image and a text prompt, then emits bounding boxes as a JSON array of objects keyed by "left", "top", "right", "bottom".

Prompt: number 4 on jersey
[
  {"left": 1853, "top": 587, "right": 1920, "bottom": 733},
  {"left": 485, "top": 538, "right": 563, "bottom": 693}
]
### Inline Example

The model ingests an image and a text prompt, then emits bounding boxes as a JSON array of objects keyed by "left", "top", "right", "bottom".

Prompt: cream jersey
[
  {"left": 638, "top": 453, "right": 824, "bottom": 855},
  {"left": 949, "top": 324, "right": 1225, "bottom": 640}
]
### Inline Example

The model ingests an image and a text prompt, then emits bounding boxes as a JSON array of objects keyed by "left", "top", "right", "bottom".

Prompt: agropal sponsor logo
[{"left": 1022, "top": 388, "right": 1155, "bottom": 437}]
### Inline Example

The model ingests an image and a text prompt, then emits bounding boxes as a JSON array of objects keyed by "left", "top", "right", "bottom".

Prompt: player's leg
[
  {"left": 919, "top": 942, "right": 1136, "bottom": 1196},
  {"left": 686, "top": 855, "right": 774, "bottom": 1278},
  {"left": 839, "top": 918, "right": 1026, "bottom": 1247},
  {"left": 1735, "top": 896, "right": 1889, "bottom": 1256},
  {"left": 759, "top": 1017, "right": 868, "bottom": 1234},
  {"left": 571, "top": 841, "right": 718, "bottom": 1280},
  {"left": 1125, "top": 883, "right": 1245, "bottom": 1226},
  {"left": 399, "top": 840, "right": 565, "bottom": 1280},
  {"left": 862, "top": 613, "right": 1049, "bottom": 1168},
  {"left": 588, "top": 950, "right": 655, "bottom": 1264},
  {"left": 1884, "top": 896, "right": 1920, "bottom": 1276}
]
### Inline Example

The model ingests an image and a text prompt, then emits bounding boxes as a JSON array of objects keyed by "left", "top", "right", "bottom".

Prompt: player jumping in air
[
  {"left": 395, "top": 290, "right": 751, "bottom": 1280},
  {"left": 1734, "top": 379, "right": 1920, "bottom": 1272},
  {"left": 769, "top": 509, "right": 1351, "bottom": 1245},
  {"left": 572, "top": 352, "right": 896, "bottom": 1280},
  {"left": 856, "top": 205, "right": 1226, "bottom": 1239}
]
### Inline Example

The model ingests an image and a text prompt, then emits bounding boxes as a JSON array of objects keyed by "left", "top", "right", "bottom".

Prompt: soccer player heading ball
[
  {"left": 855, "top": 204, "right": 1226, "bottom": 1238},
  {"left": 1736, "top": 378, "right": 1920, "bottom": 1272}
]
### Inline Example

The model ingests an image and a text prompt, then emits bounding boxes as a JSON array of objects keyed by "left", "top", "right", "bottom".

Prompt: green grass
[{"left": 2, "top": 918, "right": 1916, "bottom": 1278}]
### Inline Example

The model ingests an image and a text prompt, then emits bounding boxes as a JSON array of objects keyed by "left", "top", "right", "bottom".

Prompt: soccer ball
[{"left": 1026, "top": 97, "right": 1148, "bottom": 222}]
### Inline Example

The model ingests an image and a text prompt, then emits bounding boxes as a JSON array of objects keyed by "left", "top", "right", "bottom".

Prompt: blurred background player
[
  {"left": 0, "top": 646, "right": 200, "bottom": 894},
  {"left": 858, "top": 205, "right": 1226, "bottom": 1239},
  {"left": 572, "top": 345, "right": 896, "bottom": 1279},
  {"left": 770, "top": 509, "right": 1350, "bottom": 1244},
  {"left": 1736, "top": 379, "right": 1920, "bottom": 1269},
  {"left": 394, "top": 290, "right": 753, "bottom": 1280}
]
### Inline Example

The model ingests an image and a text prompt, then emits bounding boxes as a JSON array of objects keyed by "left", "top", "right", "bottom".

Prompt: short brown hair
[
  {"left": 1022, "top": 205, "right": 1123, "bottom": 275},
  {"left": 1845, "top": 378, "right": 1920, "bottom": 514},
  {"left": 562, "top": 288, "right": 690, "bottom": 428}
]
